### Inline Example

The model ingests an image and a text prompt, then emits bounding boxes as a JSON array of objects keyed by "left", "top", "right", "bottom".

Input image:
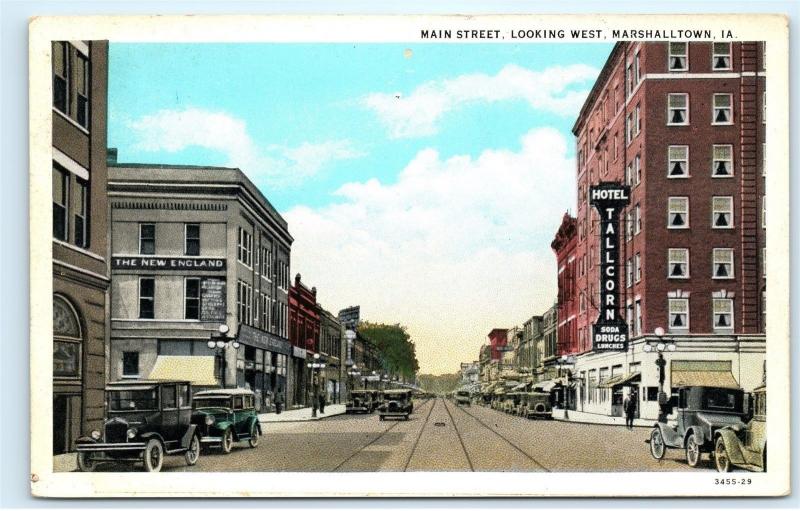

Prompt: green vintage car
[
  {"left": 713, "top": 385, "right": 767, "bottom": 472},
  {"left": 191, "top": 388, "right": 261, "bottom": 454}
]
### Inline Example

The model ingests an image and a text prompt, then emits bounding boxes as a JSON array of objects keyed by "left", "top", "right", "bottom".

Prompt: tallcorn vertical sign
[{"left": 589, "top": 182, "right": 630, "bottom": 351}]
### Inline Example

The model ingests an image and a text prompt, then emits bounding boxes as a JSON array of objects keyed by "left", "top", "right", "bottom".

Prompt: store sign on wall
[
  {"left": 589, "top": 182, "right": 630, "bottom": 352},
  {"left": 111, "top": 256, "right": 226, "bottom": 271}
]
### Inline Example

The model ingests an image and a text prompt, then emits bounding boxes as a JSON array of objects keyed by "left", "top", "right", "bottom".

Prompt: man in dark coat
[{"left": 624, "top": 390, "right": 637, "bottom": 429}]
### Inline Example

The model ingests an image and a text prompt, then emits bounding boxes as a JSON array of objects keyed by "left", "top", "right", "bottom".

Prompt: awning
[
  {"left": 599, "top": 372, "right": 641, "bottom": 389},
  {"left": 671, "top": 360, "right": 740, "bottom": 389},
  {"left": 147, "top": 356, "right": 218, "bottom": 386},
  {"left": 532, "top": 379, "right": 558, "bottom": 392},
  {"left": 511, "top": 382, "right": 530, "bottom": 392}
]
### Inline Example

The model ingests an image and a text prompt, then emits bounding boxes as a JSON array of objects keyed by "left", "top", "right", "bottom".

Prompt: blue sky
[{"left": 108, "top": 42, "right": 613, "bottom": 373}]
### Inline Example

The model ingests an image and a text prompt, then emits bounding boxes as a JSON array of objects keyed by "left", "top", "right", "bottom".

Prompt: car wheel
[
  {"left": 184, "top": 434, "right": 200, "bottom": 466},
  {"left": 649, "top": 428, "right": 666, "bottom": 460},
  {"left": 143, "top": 439, "right": 164, "bottom": 473},
  {"left": 221, "top": 428, "right": 234, "bottom": 454},
  {"left": 248, "top": 423, "right": 259, "bottom": 448},
  {"left": 685, "top": 434, "right": 701, "bottom": 468},
  {"left": 714, "top": 437, "right": 732, "bottom": 473},
  {"left": 76, "top": 452, "right": 96, "bottom": 472}
]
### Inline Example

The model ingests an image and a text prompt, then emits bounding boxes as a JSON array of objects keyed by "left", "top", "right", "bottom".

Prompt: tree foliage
[
  {"left": 416, "top": 373, "right": 461, "bottom": 395},
  {"left": 358, "top": 322, "right": 419, "bottom": 379}
]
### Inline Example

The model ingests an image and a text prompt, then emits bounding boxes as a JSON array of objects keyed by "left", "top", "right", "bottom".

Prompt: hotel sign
[
  {"left": 112, "top": 256, "right": 226, "bottom": 271},
  {"left": 589, "top": 182, "right": 630, "bottom": 352}
]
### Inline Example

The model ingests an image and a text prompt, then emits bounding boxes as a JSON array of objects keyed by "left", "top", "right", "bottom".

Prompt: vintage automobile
[
  {"left": 454, "top": 390, "right": 471, "bottom": 407},
  {"left": 191, "top": 388, "right": 261, "bottom": 453},
  {"left": 713, "top": 385, "right": 767, "bottom": 472},
  {"left": 377, "top": 389, "right": 414, "bottom": 420},
  {"left": 648, "top": 385, "right": 747, "bottom": 468},
  {"left": 502, "top": 392, "right": 522, "bottom": 415},
  {"left": 521, "top": 391, "right": 553, "bottom": 419},
  {"left": 75, "top": 380, "right": 200, "bottom": 472},
  {"left": 346, "top": 389, "right": 374, "bottom": 413}
]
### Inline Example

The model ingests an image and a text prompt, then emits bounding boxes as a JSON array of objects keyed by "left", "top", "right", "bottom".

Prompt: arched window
[{"left": 53, "top": 294, "right": 82, "bottom": 378}]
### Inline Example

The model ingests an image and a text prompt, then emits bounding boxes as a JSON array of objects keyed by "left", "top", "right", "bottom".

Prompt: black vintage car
[
  {"left": 648, "top": 385, "right": 747, "bottom": 468},
  {"left": 75, "top": 380, "right": 200, "bottom": 472},
  {"left": 377, "top": 389, "right": 413, "bottom": 420},
  {"left": 192, "top": 388, "right": 261, "bottom": 453},
  {"left": 346, "top": 389, "right": 374, "bottom": 413}
]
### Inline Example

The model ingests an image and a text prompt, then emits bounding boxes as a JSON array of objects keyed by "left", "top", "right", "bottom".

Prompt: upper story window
[
  {"left": 74, "top": 53, "right": 89, "bottom": 128},
  {"left": 185, "top": 224, "right": 200, "bottom": 256},
  {"left": 713, "top": 248, "right": 734, "bottom": 279},
  {"left": 668, "top": 248, "right": 689, "bottom": 278},
  {"left": 668, "top": 298, "right": 689, "bottom": 330},
  {"left": 634, "top": 253, "right": 642, "bottom": 282},
  {"left": 139, "top": 224, "right": 155, "bottom": 255},
  {"left": 668, "top": 197, "right": 689, "bottom": 229},
  {"left": 713, "top": 298, "right": 734, "bottom": 330},
  {"left": 634, "top": 154, "right": 641, "bottom": 185},
  {"left": 712, "top": 42, "right": 732, "bottom": 70},
  {"left": 668, "top": 42, "right": 688, "bottom": 71},
  {"left": 712, "top": 145, "right": 734, "bottom": 177},
  {"left": 139, "top": 277, "right": 155, "bottom": 319},
  {"left": 668, "top": 145, "right": 689, "bottom": 177},
  {"left": 52, "top": 42, "right": 69, "bottom": 114},
  {"left": 238, "top": 227, "right": 253, "bottom": 267},
  {"left": 184, "top": 278, "right": 200, "bottom": 320},
  {"left": 712, "top": 196, "right": 734, "bottom": 228},
  {"left": 634, "top": 204, "right": 642, "bottom": 234},
  {"left": 52, "top": 165, "right": 69, "bottom": 241},
  {"left": 667, "top": 93, "right": 689, "bottom": 125},
  {"left": 712, "top": 93, "right": 733, "bottom": 125},
  {"left": 74, "top": 179, "right": 89, "bottom": 248},
  {"left": 634, "top": 51, "right": 642, "bottom": 85}
]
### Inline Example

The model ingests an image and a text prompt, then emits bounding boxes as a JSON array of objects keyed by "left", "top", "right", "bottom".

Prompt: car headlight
[
  {"left": 126, "top": 427, "right": 137, "bottom": 439},
  {"left": 90, "top": 430, "right": 101, "bottom": 441},
  {"left": 205, "top": 415, "right": 215, "bottom": 426}
]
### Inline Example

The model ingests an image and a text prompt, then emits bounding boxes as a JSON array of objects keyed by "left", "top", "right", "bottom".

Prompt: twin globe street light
[
  {"left": 307, "top": 353, "right": 326, "bottom": 418},
  {"left": 207, "top": 324, "right": 240, "bottom": 389},
  {"left": 644, "top": 326, "right": 677, "bottom": 423}
]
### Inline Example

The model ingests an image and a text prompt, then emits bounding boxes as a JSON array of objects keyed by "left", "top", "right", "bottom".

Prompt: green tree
[{"left": 358, "top": 322, "right": 420, "bottom": 380}]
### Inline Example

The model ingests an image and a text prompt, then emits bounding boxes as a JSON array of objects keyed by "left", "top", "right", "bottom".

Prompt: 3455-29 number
[{"left": 715, "top": 478, "right": 752, "bottom": 485}]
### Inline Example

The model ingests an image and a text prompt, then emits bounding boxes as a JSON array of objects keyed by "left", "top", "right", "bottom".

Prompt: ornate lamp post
[
  {"left": 643, "top": 327, "right": 677, "bottom": 423},
  {"left": 307, "top": 353, "right": 326, "bottom": 418},
  {"left": 207, "top": 324, "right": 240, "bottom": 388}
]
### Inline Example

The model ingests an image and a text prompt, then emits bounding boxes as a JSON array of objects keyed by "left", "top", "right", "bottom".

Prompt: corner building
[
  {"left": 562, "top": 41, "right": 766, "bottom": 420},
  {"left": 107, "top": 158, "right": 292, "bottom": 412}
]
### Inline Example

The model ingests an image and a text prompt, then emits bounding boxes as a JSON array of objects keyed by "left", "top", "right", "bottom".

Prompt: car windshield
[
  {"left": 109, "top": 389, "right": 158, "bottom": 411},
  {"left": 193, "top": 397, "right": 231, "bottom": 409},
  {"left": 702, "top": 388, "right": 741, "bottom": 412}
]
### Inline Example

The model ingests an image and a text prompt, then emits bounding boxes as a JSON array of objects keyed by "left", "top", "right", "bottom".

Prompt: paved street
[{"left": 80, "top": 397, "right": 711, "bottom": 473}]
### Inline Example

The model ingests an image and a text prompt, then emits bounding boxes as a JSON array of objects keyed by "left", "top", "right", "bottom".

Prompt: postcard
[{"left": 29, "top": 13, "right": 790, "bottom": 497}]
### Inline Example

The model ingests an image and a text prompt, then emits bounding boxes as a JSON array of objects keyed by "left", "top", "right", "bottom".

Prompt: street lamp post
[
  {"left": 207, "top": 324, "right": 240, "bottom": 389},
  {"left": 307, "top": 353, "right": 326, "bottom": 418},
  {"left": 644, "top": 327, "right": 677, "bottom": 423}
]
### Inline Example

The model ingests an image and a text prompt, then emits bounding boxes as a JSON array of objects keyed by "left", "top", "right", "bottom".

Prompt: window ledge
[{"left": 53, "top": 107, "right": 90, "bottom": 135}]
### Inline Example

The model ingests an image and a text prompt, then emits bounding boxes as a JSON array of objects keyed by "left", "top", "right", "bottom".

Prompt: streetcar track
[
  {"left": 401, "top": 397, "right": 438, "bottom": 472},
  {"left": 441, "top": 398, "right": 475, "bottom": 472},
  {"left": 332, "top": 398, "right": 434, "bottom": 472},
  {"left": 450, "top": 401, "right": 552, "bottom": 472}
]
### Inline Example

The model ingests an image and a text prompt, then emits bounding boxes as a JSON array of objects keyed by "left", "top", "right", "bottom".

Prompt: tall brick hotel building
[{"left": 552, "top": 41, "right": 766, "bottom": 420}]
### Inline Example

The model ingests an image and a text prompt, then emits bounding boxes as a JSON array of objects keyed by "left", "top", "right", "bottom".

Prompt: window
[
  {"left": 712, "top": 42, "right": 732, "bottom": 70},
  {"left": 762, "top": 198, "right": 766, "bottom": 229},
  {"left": 668, "top": 146, "right": 689, "bottom": 177},
  {"left": 762, "top": 92, "right": 766, "bottom": 123},
  {"left": 668, "top": 298, "right": 689, "bottom": 330},
  {"left": 139, "top": 224, "right": 155, "bottom": 255},
  {"left": 178, "top": 384, "right": 190, "bottom": 408},
  {"left": 626, "top": 259, "right": 633, "bottom": 288},
  {"left": 713, "top": 248, "right": 734, "bottom": 279},
  {"left": 122, "top": 352, "right": 139, "bottom": 377},
  {"left": 238, "top": 227, "right": 253, "bottom": 267},
  {"left": 139, "top": 277, "right": 155, "bottom": 319},
  {"left": 261, "top": 293, "right": 270, "bottom": 329},
  {"left": 634, "top": 204, "right": 641, "bottom": 234},
  {"left": 668, "top": 197, "right": 689, "bottom": 228},
  {"left": 185, "top": 278, "right": 201, "bottom": 320},
  {"left": 635, "top": 51, "right": 642, "bottom": 85},
  {"left": 74, "top": 179, "right": 89, "bottom": 248},
  {"left": 625, "top": 63, "right": 633, "bottom": 97},
  {"left": 626, "top": 112, "right": 634, "bottom": 143},
  {"left": 52, "top": 165, "right": 69, "bottom": 241},
  {"left": 634, "top": 299, "right": 642, "bottom": 336},
  {"left": 634, "top": 253, "right": 642, "bottom": 282},
  {"left": 762, "top": 143, "right": 766, "bottom": 176},
  {"left": 52, "top": 42, "right": 69, "bottom": 114},
  {"left": 712, "top": 145, "right": 734, "bottom": 177},
  {"left": 668, "top": 248, "right": 689, "bottom": 278},
  {"left": 712, "top": 196, "right": 734, "bottom": 228},
  {"left": 668, "top": 42, "right": 688, "bottom": 71},
  {"left": 625, "top": 162, "right": 633, "bottom": 186},
  {"left": 185, "top": 224, "right": 200, "bottom": 256},
  {"left": 74, "top": 53, "right": 89, "bottom": 128},
  {"left": 713, "top": 298, "right": 734, "bottom": 330},
  {"left": 162, "top": 385, "right": 177, "bottom": 409},
  {"left": 625, "top": 211, "right": 633, "bottom": 241},
  {"left": 635, "top": 104, "right": 641, "bottom": 135},
  {"left": 634, "top": 154, "right": 641, "bottom": 185},
  {"left": 667, "top": 93, "right": 689, "bottom": 125},
  {"left": 712, "top": 94, "right": 733, "bottom": 124},
  {"left": 237, "top": 280, "right": 253, "bottom": 326}
]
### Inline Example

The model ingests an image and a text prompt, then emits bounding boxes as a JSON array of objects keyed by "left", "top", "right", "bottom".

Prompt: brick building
[
  {"left": 551, "top": 213, "right": 579, "bottom": 357},
  {"left": 289, "top": 274, "right": 320, "bottom": 406},
  {"left": 51, "top": 41, "right": 109, "bottom": 455},
  {"left": 561, "top": 41, "right": 766, "bottom": 419}
]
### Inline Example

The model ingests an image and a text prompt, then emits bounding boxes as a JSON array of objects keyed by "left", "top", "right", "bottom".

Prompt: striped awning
[
  {"left": 148, "top": 356, "right": 218, "bottom": 386},
  {"left": 671, "top": 360, "right": 740, "bottom": 389},
  {"left": 598, "top": 372, "right": 641, "bottom": 389}
]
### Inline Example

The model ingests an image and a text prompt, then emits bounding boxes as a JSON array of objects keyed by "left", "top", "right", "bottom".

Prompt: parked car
[
  {"left": 648, "top": 385, "right": 747, "bottom": 468},
  {"left": 346, "top": 390, "right": 373, "bottom": 413},
  {"left": 713, "top": 385, "right": 767, "bottom": 472},
  {"left": 191, "top": 388, "right": 261, "bottom": 454},
  {"left": 377, "top": 389, "right": 414, "bottom": 420},
  {"left": 521, "top": 391, "right": 553, "bottom": 419},
  {"left": 75, "top": 380, "right": 200, "bottom": 472},
  {"left": 454, "top": 390, "right": 471, "bottom": 407},
  {"left": 368, "top": 390, "right": 382, "bottom": 411},
  {"left": 502, "top": 392, "right": 522, "bottom": 415}
]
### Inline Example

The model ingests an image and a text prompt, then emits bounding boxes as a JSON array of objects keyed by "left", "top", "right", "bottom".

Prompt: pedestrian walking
[
  {"left": 624, "top": 390, "right": 637, "bottom": 430},
  {"left": 274, "top": 387, "right": 284, "bottom": 415},
  {"left": 318, "top": 392, "right": 326, "bottom": 414}
]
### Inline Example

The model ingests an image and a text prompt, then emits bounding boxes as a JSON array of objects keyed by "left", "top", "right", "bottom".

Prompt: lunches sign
[
  {"left": 112, "top": 256, "right": 226, "bottom": 271},
  {"left": 589, "top": 183, "right": 630, "bottom": 352}
]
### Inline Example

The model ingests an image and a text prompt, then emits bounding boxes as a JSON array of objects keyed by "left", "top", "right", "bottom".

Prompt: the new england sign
[{"left": 589, "top": 182, "right": 630, "bottom": 352}]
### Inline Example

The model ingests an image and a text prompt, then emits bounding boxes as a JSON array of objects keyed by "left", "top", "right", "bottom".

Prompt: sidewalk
[
  {"left": 552, "top": 408, "right": 653, "bottom": 428},
  {"left": 53, "top": 453, "right": 77, "bottom": 472},
  {"left": 259, "top": 403, "right": 346, "bottom": 423}
]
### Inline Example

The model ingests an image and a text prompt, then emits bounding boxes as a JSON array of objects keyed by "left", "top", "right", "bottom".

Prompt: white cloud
[
  {"left": 363, "top": 63, "right": 599, "bottom": 139},
  {"left": 127, "top": 107, "right": 363, "bottom": 186},
  {"left": 284, "top": 128, "right": 575, "bottom": 374}
]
